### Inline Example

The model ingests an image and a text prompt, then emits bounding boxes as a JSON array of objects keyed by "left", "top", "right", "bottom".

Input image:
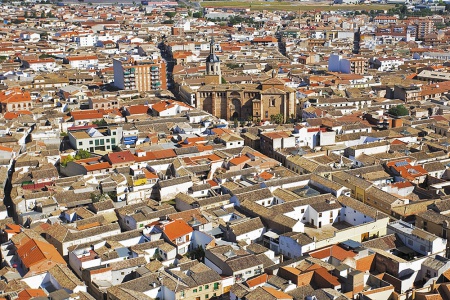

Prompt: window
[
  {"left": 213, "top": 283, "right": 219, "bottom": 290},
  {"left": 78, "top": 141, "right": 82, "bottom": 146},
  {"left": 205, "top": 295, "right": 209, "bottom": 299},
  {"left": 301, "top": 208, "right": 305, "bottom": 213},
  {"left": 89, "top": 141, "right": 93, "bottom": 145},
  {"left": 270, "top": 99, "right": 276, "bottom": 107},
  {"left": 112, "top": 131, "right": 116, "bottom": 135},
  {"left": 199, "top": 287, "right": 202, "bottom": 292},
  {"left": 330, "top": 218, "right": 333, "bottom": 223},
  {"left": 319, "top": 213, "right": 322, "bottom": 217},
  {"left": 330, "top": 212, "right": 333, "bottom": 217},
  {"left": 245, "top": 270, "right": 251, "bottom": 274},
  {"left": 111, "top": 138, "right": 116, "bottom": 144},
  {"left": 205, "top": 285, "right": 209, "bottom": 290},
  {"left": 106, "top": 139, "right": 110, "bottom": 143},
  {"left": 193, "top": 289, "right": 197, "bottom": 293}
]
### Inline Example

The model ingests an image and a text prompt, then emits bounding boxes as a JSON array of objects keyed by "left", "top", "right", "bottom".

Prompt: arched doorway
[{"left": 230, "top": 99, "right": 241, "bottom": 120}]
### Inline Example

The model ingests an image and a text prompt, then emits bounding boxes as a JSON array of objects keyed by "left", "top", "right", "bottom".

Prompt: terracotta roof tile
[
  {"left": 159, "top": 219, "right": 193, "bottom": 241},
  {"left": 17, "top": 238, "right": 65, "bottom": 269}
]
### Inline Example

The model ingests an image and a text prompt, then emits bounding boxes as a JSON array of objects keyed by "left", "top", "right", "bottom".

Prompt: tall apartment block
[{"left": 113, "top": 58, "right": 167, "bottom": 92}]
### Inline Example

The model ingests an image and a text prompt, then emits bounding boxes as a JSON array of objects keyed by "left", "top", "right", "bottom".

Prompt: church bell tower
[{"left": 205, "top": 36, "right": 221, "bottom": 84}]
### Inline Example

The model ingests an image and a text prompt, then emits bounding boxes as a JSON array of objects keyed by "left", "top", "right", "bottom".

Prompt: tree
[
  {"left": 388, "top": 105, "right": 409, "bottom": 117},
  {"left": 165, "top": 12, "right": 176, "bottom": 18},
  {"left": 192, "top": 11, "right": 203, "bottom": 18},
  {"left": 270, "top": 114, "right": 284, "bottom": 125},
  {"left": 188, "top": 245, "right": 205, "bottom": 261},
  {"left": 75, "top": 149, "right": 91, "bottom": 160},
  {"left": 92, "top": 118, "right": 107, "bottom": 126},
  {"left": 61, "top": 155, "right": 74, "bottom": 167},
  {"left": 90, "top": 193, "right": 108, "bottom": 203}
]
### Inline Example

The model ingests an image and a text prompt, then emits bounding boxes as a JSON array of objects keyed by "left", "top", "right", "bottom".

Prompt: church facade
[
  {"left": 180, "top": 36, "right": 296, "bottom": 122},
  {"left": 195, "top": 79, "right": 296, "bottom": 122}
]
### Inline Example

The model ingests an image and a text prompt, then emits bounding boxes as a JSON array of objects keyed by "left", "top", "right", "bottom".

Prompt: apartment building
[
  {"left": 113, "top": 58, "right": 167, "bottom": 92},
  {"left": 68, "top": 126, "right": 122, "bottom": 152}
]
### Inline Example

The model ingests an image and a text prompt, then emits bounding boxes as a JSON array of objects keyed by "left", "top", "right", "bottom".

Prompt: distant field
[{"left": 200, "top": 1, "right": 394, "bottom": 12}]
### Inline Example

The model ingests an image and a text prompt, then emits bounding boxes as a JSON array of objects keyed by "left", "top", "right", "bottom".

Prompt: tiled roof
[
  {"left": 17, "top": 238, "right": 65, "bottom": 269},
  {"left": 160, "top": 219, "right": 193, "bottom": 241},
  {"left": 108, "top": 150, "right": 136, "bottom": 165}
]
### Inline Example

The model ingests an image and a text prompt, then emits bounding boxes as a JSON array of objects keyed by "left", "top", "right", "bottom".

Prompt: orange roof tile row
[
  {"left": 159, "top": 219, "right": 193, "bottom": 241},
  {"left": 17, "top": 238, "right": 65, "bottom": 269}
]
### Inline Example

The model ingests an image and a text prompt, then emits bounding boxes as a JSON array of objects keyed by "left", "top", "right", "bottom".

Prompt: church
[{"left": 179, "top": 37, "right": 296, "bottom": 122}]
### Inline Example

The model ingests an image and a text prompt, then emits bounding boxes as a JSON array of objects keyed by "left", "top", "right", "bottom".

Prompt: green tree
[
  {"left": 388, "top": 105, "right": 409, "bottom": 117},
  {"left": 74, "top": 149, "right": 91, "bottom": 160},
  {"left": 192, "top": 11, "right": 203, "bottom": 18},
  {"left": 165, "top": 11, "right": 176, "bottom": 18},
  {"left": 90, "top": 193, "right": 108, "bottom": 203},
  {"left": 270, "top": 114, "right": 284, "bottom": 125},
  {"left": 188, "top": 246, "right": 205, "bottom": 261},
  {"left": 61, "top": 155, "right": 74, "bottom": 167},
  {"left": 92, "top": 118, "right": 107, "bottom": 126}
]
